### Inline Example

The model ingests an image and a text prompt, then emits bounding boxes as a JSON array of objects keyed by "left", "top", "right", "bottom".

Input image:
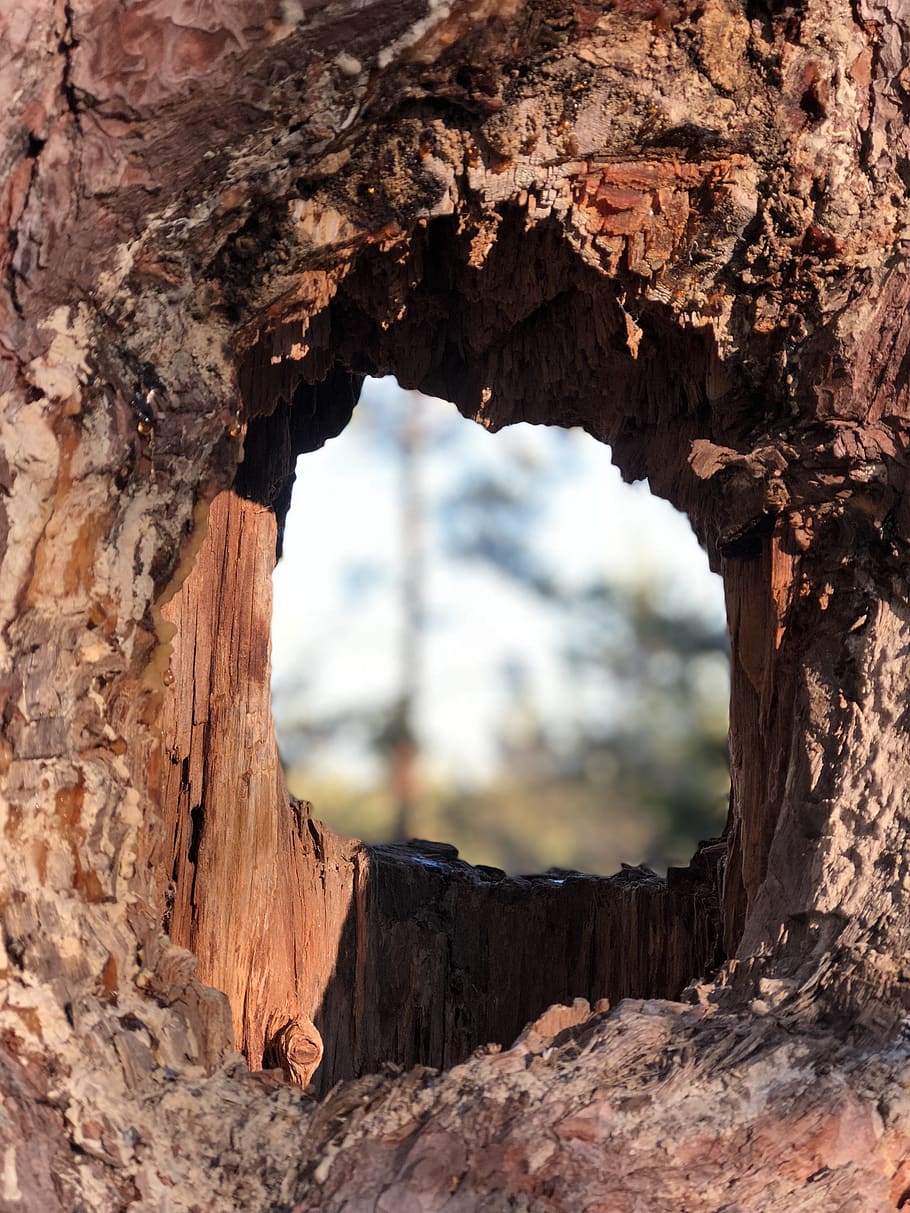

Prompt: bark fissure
[{"left": 58, "top": 2, "right": 82, "bottom": 128}]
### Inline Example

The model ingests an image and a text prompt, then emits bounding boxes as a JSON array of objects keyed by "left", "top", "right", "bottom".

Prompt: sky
[{"left": 271, "top": 376, "right": 727, "bottom": 786}]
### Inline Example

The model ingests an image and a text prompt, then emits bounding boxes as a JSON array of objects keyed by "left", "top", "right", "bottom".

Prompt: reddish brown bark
[{"left": 2, "top": 0, "right": 910, "bottom": 1205}]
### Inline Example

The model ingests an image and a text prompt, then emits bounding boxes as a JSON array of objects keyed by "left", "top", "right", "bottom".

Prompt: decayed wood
[
  {"left": 313, "top": 841, "right": 722, "bottom": 1094},
  {"left": 2, "top": 0, "right": 910, "bottom": 1205},
  {"left": 721, "top": 520, "right": 799, "bottom": 952},
  {"left": 154, "top": 489, "right": 342, "bottom": 1081}
]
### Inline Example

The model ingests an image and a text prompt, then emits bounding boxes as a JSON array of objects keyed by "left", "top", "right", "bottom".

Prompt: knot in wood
[{"left": 264, "top": 1015, "right": 324, "bottom": 1088}]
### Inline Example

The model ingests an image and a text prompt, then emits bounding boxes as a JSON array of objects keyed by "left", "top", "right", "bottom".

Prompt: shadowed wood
[{"left": 314, "top": 841, "right": 722, "bottom": 1094}]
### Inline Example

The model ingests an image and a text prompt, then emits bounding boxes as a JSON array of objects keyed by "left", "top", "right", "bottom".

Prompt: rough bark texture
[{"left": 3, "top": 0, "right": 910, "bottom": 1206}]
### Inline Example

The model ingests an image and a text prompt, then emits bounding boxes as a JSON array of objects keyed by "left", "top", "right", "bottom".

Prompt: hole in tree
[
  {"left": 271, "top": 376, "right": 729, "bottom": 879},
  {"left": 166, "top": 212, "right": 743, "bottom": 1090}
]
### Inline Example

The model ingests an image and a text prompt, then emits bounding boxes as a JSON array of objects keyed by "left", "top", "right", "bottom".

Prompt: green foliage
[
  {"left": 285, "top": 577, "right": 729, "bottom": 876},
  {"left": 553, "top": 579, "right": 730, "bottom": 868}
]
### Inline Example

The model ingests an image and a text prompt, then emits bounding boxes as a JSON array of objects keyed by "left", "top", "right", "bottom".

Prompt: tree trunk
[{"left": 3, "top": 0, "right": 910, "bottom": 1206}]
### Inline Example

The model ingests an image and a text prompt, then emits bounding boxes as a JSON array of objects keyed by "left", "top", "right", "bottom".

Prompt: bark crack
[
  {"left": 4, "top": 136, "right": 45, "bottom": 319},
  {"left": 188, "top": 804, "right": 205, "bottom": 910},
  {"left": 58, "top": 1, "right": 82, "bottom": 129}
]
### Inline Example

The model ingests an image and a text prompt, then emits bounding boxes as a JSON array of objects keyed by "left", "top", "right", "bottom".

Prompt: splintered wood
[{"left": 572, "top": 158, "right": 743, "bottom": 278}]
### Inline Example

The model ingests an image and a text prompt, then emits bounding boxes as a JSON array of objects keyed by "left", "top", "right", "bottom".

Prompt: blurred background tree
[{"left": 271, "top": 379, "right": 729, "bottom": 876}]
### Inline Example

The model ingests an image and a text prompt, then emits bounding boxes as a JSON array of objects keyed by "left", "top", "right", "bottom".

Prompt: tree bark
[{"left": 3, "top": 0, "right": 910, "bottom": 1206}]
